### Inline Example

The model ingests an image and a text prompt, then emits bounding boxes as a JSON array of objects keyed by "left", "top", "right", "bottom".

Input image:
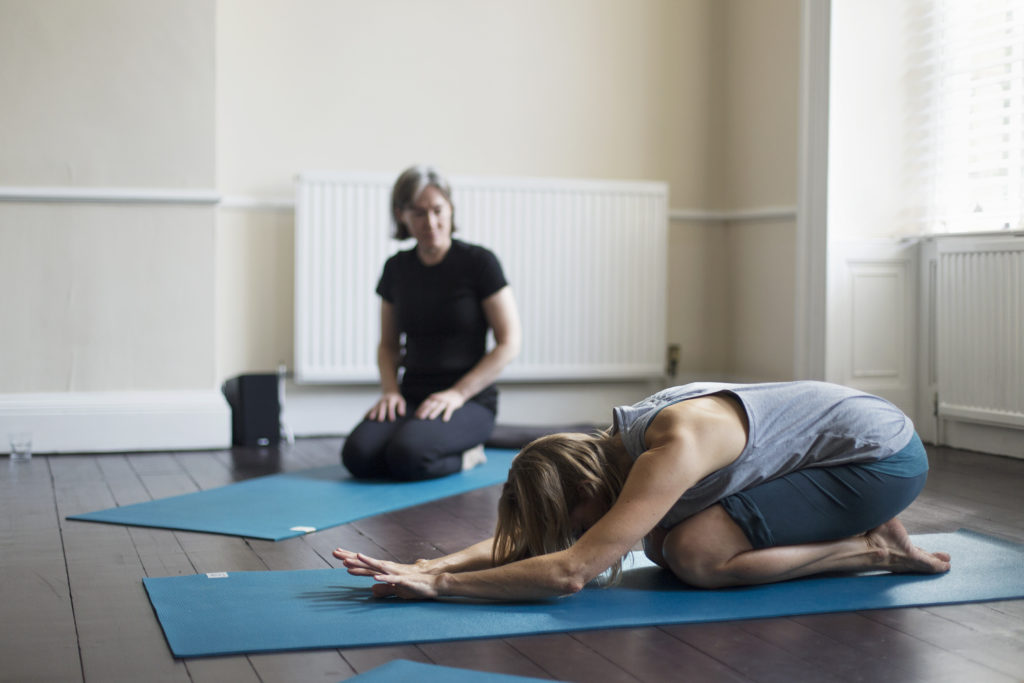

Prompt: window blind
[{"left": 907, "top": 0, "right": 1024, "bottom": 233}]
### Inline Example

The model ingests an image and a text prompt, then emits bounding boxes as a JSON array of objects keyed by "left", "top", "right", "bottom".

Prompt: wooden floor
[{"left": 2, "top": 438, "right": 1022, "bottom": 683}]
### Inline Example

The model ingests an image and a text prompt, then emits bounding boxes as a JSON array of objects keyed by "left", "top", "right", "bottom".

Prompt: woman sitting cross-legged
[{"left": 334, "top": 381, "right": 950, "bottom": 600}]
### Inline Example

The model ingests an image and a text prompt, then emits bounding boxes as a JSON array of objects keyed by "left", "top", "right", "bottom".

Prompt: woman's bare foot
[
  {"left": 461, "top": 444, "right": 487, "bottom": 471},
  {"left": 866, "top": 519, "right": 951, "bottom": 574}
]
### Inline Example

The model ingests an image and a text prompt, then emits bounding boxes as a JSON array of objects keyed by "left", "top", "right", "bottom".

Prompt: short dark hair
[{"left": 390, "top": 165, "right": 457, "bottom": 240}]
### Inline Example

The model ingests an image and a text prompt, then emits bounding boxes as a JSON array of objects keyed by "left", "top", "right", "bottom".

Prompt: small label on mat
[
  {"left": 206, "top": 572, "right": 229, "bottom": 579},
  {"left": 290, "top": 526, "right": 316, "bottom": 533}
]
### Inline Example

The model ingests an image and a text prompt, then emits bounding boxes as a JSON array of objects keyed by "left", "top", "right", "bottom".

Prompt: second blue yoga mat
[
  {"left": 143, "top": 530, "right": 1024, "bottom": 658},
  {"left": 68, "top": 448, "right": 517, "bottom": 541},
  {"left": 350, "top": 660, "right": 560, "bottom": 682}
]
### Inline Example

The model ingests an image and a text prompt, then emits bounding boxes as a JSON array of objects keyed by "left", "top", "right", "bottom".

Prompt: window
[{"left": 907, "top": 0, "right": 1024, "bottom": 233}]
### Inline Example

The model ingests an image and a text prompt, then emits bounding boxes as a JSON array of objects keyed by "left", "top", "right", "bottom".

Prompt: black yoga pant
[{"left": 341, "top": 400, "right": 495, "bottom": 481}]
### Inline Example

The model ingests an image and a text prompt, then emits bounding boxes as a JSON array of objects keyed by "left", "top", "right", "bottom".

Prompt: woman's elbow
[
  {"left": 491, "top": 330, "right": 521, "bottom": 363},
  {"left": 553, "top": 560, "right": 590, "bottom": 596},
  {"left": 503, "top": 335, "right": 522, "bottom": 361},
  {"left": 561, "top": 576, "right": 587, "bottom": 595}
]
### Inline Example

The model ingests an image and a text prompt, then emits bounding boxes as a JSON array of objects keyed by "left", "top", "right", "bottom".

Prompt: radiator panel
[
  {"left": 936, "top": 238, "right": 1024, "bottom": 428},
  {"left": 294, "top": 172, "right": 668, "bottom": 383}
]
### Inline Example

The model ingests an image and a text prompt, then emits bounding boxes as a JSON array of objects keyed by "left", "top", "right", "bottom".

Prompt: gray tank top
[{"left": 612, "top": 381, "right": 915, "bottom": 528}]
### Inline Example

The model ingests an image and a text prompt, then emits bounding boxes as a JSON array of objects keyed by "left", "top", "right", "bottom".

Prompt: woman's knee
[
  {"left": 383, "top": 436, "right": 448, "bottom": 480},
  {"left": 341, "top": 418, "right": 402, "bottom": 478},
  {"left": 384, "top": 447, "right": 429, "bottom": 480},
  {"left": 384, "top": 418, "right": 479, "bottom": 480},
  {"left": 663, "top": 530, "right": 722, "bottom": 588},
  {"left": 341, "top": 440, "right": 382, "bottom": 479},
  {"left": 662, "top": 507, "right": 752, "bottom": 589}
]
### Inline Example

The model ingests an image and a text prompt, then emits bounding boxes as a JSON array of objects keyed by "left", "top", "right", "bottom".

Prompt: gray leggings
[{"left": 720, "top": 445, "right": 928, "bottom": 549}]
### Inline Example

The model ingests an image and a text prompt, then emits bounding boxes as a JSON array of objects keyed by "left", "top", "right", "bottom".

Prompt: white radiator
[
  {"left": 935, "top": 237, "right": 1024, "bottom": 428},
  {"left": 294, "top": 171, "right": 668, "bottom": 384}
]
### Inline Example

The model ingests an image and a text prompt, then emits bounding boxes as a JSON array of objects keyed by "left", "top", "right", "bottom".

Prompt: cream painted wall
[
  {"left": 1, "top": 204, "right": 215, "bottom": 392},
  {"left": 0, "top": 0, "right": 214, "bottom": 187},
  {"left": 215, "top": 0, "right": 801, "bottom": 393},
  {"left": 719, "top": 0, "right": 800, "bottom": 210},
  {"left": 216, "top": 0, "right": 713, "bottom": 202},
  {"left": 666, "top": 219, "right": 731, "bottom": 376},
  {"left": 714, "top": 0, "right": 799, "bottom": 382},
  {"left": 727, "top": 221, "right": 796, "bottom": 381},
  {"left": 0, "top": 0, "right": 217, "bottom": 395},
  {"left": 215, "top": 207, "right": 294, "bottom": 379},
  {"left": 1, "top": 0, "right": 802, "bottom": 445}
]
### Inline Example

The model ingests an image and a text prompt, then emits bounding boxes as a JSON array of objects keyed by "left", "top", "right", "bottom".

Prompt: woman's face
[
  {"left": 400, "top": 185, "right": 452, "bottom": 258},
  {"left": 569, "top": 494, "right": 606, "bottom": 539}
]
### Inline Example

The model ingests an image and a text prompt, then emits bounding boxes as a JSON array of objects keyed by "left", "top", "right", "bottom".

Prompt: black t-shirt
[{"left": 376, "top": 239, "right": 508, "bottom": 410}]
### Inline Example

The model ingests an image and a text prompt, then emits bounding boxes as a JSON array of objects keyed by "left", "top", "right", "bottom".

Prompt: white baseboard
[
  {"left": 940, "top": 419, "right": 1024, "bottom": 460},
  {"left": 0, "top": 390, "right": 231, "bottom": 454}
]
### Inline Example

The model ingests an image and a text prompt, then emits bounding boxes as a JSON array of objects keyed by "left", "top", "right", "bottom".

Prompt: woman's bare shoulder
[
  {"left": 644, "top": 395, "right": 748, "bottom": 469},
  {"left": 647, "top": 395, "right": 727, "bottom": 433}
]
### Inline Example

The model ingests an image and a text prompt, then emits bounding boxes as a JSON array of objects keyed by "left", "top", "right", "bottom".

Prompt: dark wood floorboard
[{"left": 1, "top": 438, "right": 1021, "bottom": 682}]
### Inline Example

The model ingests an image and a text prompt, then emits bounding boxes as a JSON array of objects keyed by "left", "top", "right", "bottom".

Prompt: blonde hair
[{"left": 493, "top": 430, "right": 631, "bottom": 582}]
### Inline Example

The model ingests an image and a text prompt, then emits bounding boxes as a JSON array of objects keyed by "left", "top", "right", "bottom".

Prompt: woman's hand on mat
[
  {"left": 415, "top": 389, "right": 465, "bottom": 422},
  {"left": 368, "top": 392, "right": 406, "bottom": 422},
  {"left": 369, "top": 571, "right": 440, "bottom": 599},
  {"left": 332, "top": 550, "right": 441, "bottom": 599},
  {"left": 333, "top": 549, "right": 439, "bottom": 577}
]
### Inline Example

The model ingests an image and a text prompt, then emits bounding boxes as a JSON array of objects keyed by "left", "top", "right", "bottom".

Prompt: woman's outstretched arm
[{"left": 356, "top": 437, "right": 711, "bottom": 601}]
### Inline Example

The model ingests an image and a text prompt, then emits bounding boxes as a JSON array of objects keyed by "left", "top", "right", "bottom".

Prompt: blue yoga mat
[
  {"left": 68, "top": 449, "right": 517, "bottom": 541},
  {"left": 143, "top": 530, "right": 1024, "bottom": 658},
  {"left": 349, "top": 660, "right": 561, "bottom": 682}
]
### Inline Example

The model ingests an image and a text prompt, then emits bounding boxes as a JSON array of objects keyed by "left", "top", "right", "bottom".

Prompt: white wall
[
  {"left": 824, "top": 0, "right": 1024, "bottom": 451},
  {"left": 828, "top": 0, "right": 918, "bottom": 243},
  {"left": 825, "top": 1, "right": 920, "bottom": 420}
]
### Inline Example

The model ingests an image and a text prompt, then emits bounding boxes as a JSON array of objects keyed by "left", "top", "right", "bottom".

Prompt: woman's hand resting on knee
[
  {"left": 367, "top": 392, "right": 406, "bottom": 422},
  {"left": 415, "top": 389, "right": 466, "bottom": 422}
]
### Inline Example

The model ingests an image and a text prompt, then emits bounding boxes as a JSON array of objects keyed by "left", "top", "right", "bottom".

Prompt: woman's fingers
[
  {"left": 414, "top": 400, "right": 435, "bottom": 420},
  {"left": 414, "top": 390, "right": 464, "bottom": 421},
  {"left": 367, "top": 394, "right": 406, "bottom": 421},
  {"left": 333, "top": 549, "right": 438, "bottom": 599},
  {"left": 332, "top": 548, "right": 361, "bottom": 564},
  {"left": 387, "top": 396, "right": 404, "bottom": 421},
  {"left": 333, "top": 549, "right": 387, "bottom": 574},
  {"left": 371, "top": 582, "right": 396, "bottom": 598}
]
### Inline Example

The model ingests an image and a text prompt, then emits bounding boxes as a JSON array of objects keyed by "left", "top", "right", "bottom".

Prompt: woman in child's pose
[{"left": 335, "top": 381, "right": 950, "bottom": 600}]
